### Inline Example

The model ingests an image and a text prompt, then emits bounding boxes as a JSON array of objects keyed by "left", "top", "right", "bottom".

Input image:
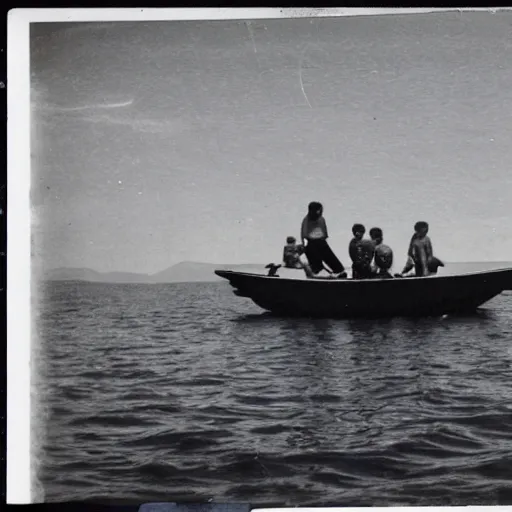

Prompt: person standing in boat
[
  {"left": 400, "top": 221, "right": 437, "bottom": 277},
  {"left": 369, "top": 227, "right": 394, "bottom": 279},
  {"left": 301, "top": 201, "right": 346, "bottom": 278},
  {"left": 348, "top": 224, "right": 375, "bottom": 279}
]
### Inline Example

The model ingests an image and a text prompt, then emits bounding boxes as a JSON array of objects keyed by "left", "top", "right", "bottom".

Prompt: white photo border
[{"left": 7, "top": 5, "right": 511, "bottom": 506}]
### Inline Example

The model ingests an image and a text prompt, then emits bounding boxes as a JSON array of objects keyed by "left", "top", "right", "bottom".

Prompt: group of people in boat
[{"left": 282, "top": 201, "right": 444, "bottom": 279}]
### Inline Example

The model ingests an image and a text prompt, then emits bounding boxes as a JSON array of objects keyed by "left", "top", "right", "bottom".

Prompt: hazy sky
[{"left": 30, "top": 13, "right": 512, "bottom": 274}]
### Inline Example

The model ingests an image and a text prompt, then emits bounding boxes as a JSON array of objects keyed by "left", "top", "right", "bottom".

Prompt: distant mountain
[
  {"left": 42, "top": 260, "right": 512, "bottom": 284},
  {"left": 44, "top": 267, "right": 106, "bottom": 282},
  {"left": 43, "top": 261, "right": 266, "bottom": 284},
  {"left": 149, "top": 261, "right": 264, "bottom": 283},
  {"left": 43, "top": 267, "right": 152, "bottom": 283},
  {"left": 146, "top": 261, "right": 256, "bottom": 283}
]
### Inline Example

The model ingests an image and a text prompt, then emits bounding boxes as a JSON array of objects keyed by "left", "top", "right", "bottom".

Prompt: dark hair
[
  {"left": 414, "top": 221, "right": 429, "bottom": 232},
  {"left": 369, "top": 227, "right": 383, "bottom": 240},
  {"left": 286, "top": 236, "right": 296, "bottom": 244},
  {"left": 307, "top": 201, "right": 323, "bottom": 221},
  {"left": 352, "top": 223, "right": 365, "bottom": 235}
]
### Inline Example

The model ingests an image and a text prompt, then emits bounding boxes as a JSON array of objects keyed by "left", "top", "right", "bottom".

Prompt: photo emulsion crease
[{"left": 16, "top": 7, "right": 512, "bottom": 508}]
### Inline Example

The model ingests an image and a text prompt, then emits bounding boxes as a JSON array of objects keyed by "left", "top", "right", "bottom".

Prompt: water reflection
[
  {"left": 277, "top": 318, "right": 350, "bottom": 450},
  {"left": 226, "top": 305, "right": 510, "bottom": 454}
]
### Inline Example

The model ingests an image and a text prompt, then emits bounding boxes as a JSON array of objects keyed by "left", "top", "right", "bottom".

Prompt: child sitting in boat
[
  {"left": 369, "top": 227, "right": 394, "bottom": 279},
  {"left": 282, "top": 236, "right": 313, "bottom": 276},
  {"left": 349, "top": 223, "right": 375, "bottom": 279},
  {"left": 283, "top": 236, "right": 304, "bottom": 268},
  {"left": 301, "top": 202, "right": 346, "bottom": 278},
  {"left": 400, "top": 221, "right": 442, "bottom": 277}
]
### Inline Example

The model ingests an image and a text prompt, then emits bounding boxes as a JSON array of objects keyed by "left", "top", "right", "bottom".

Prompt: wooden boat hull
[{"left": 214, "top": 267, "right": 512, "bottom": 318}]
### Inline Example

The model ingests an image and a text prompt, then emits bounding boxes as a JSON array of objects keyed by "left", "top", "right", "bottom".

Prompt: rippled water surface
[{"left": 34, "top": 281, "right": 512, "bottom": 505}]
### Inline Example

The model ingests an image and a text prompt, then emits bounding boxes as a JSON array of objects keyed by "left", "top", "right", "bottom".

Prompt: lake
[{"left": 33, "top": 280, "right": 512, "bottom": 506}]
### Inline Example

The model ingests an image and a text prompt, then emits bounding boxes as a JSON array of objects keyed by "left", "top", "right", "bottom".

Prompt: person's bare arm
[
  {"left": 418, "top": 243, "right": 428, "bottom": 276},
  {"left": 425, "top": 237, "right": 433, "bottom": 261},
  {"left": 301, "top": 217, "right": 308, "bottom": 244},
  {"left": 320, "top": 217, "right": 328, "bottom": 238},
  {"left": 407, "top": 235, "right": 416, "bottom": 259},
  {"left": 401, "top": 256, "right": 414, "bottom": 275},
  {"left": 349, "top": 240, "right": 358, "bottom": 263}
]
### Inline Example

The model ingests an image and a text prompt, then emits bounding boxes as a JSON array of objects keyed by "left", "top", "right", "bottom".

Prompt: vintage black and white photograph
[{"left": 23, "top": 7, "right": 512, "bottom": 506}]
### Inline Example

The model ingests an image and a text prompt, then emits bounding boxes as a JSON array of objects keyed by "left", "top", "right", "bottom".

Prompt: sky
[{"left": 30, "top": 12, "right": 512, "bottom": 274}]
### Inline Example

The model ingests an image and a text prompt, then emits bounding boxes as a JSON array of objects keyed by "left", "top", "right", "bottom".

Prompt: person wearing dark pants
[
  {"left": 305, "top": 238, "right": 345, "bottom": 275},
  {"left": 301, "top": 201, "right": 346, "bottom": 277}
]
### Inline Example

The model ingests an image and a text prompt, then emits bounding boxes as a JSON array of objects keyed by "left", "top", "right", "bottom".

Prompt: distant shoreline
[
  {"left": 39, "top": 261, "right": 266, "bottom": 284},
  {"left": 41, "top": 279, "right": 222, "bottom": 285},
  {"left": 38, "top": 261, "right": 512, "bottom": 285}
]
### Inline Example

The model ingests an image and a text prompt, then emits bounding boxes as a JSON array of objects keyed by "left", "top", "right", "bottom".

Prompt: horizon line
[{"left": 42, "top": 259, "right": 512, "bottom": 276}]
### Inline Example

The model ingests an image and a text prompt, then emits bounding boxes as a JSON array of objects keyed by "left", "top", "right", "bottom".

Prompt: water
[{"left": 34, "top": 281, "right": 512, "bottom": 506}]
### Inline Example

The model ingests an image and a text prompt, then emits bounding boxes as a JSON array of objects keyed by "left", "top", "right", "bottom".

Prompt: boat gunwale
[{"left": 214, "top": 266, "right": 512, "bottom": 284}]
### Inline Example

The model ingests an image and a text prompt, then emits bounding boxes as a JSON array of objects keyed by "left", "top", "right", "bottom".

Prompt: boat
[{"left": 214, "top": 266, "right": 512, "bottom": 318}]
